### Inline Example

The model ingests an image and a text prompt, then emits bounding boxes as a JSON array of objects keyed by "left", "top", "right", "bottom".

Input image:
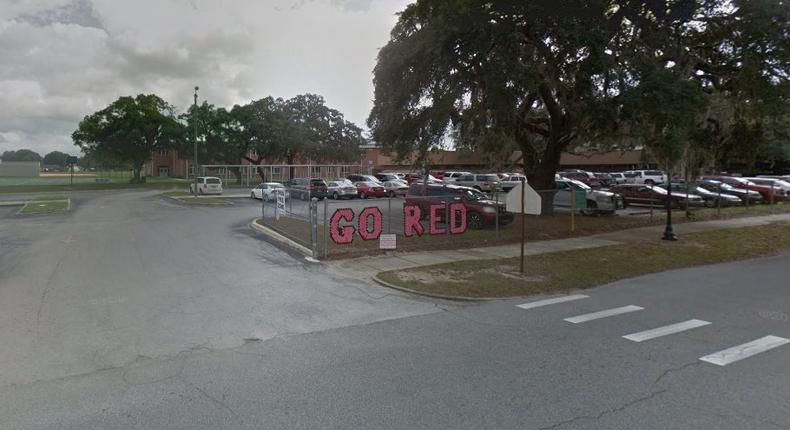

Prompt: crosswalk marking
[
  {"left": 564, "top": 305, "right": 644, "bottom": 324},
  {"left": 699, "top": 335, "right": 790, "bottom": 366},
  {"left": 516, "top": 294, "right": 589, "bottom": 310},
  {"left": 623, "top": 319, "right": 711, "bottom": 342}
]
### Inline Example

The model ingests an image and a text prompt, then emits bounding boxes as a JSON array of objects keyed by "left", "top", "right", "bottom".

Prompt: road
[{"left": 1, "top": 190, "right": 789, "bottom": 429}]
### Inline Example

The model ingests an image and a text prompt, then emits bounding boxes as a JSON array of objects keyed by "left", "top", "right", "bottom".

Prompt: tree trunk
[
  {"left": 287, "top": 154, "right": 295, "bottom": 179},
  {"left": 521, "top": 135, "right": 565, "bottom": 215},
  {"left": 230, "top": 167, "right": 241, "bottom": 185},
  {"left": 132, "top": 164, "right": 143, "bottom": 183}
]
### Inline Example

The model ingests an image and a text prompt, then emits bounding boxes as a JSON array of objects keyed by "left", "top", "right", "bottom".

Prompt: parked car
[
  {"left": 621, "top": 170, "right": 668, "bottom": 185},
  {"left": 405, "top": 182, "right": 513, "bottom": 229},
  {"left": 559, "top": 170, "right": 601, "bottom": 187},
  {"left": 355, "top": 181, "right": 387, "bottom": 198},
  {"left": 696, "top": 180, "right": 763, "bottom": 204},
  {"left": 744, "top": 177, "right": 790, "bottom": 196},
  {"left": 555, "top": 178, "right": 623, "bottom": 215},
  {"left": 326, "top": 180, "right": 358, "bottom": 199},
  {"left": 700, "top": 175, "right": 786, "bottom": 202},
  {"left": 593, "top": 172, "right": 614, "bottom": 187},
  {"left": 454, "top": 173, "right": 502, "bottom": 192},
  {"left": 347, "top": 174, "right": 382, "bottom": 184},
  {"left": 382, "top": 180, "right": 409, "bottom": 197},
  {"left": 286, "top": 177, "right": 329, "bottom": 200},
  {"left": 500, "top": 174, "right": 527, "bottom": 192},
  {"left": 609, "top": 172, "right": 627, "bottom": 185},
  {"left": 609, "top": 184, "right": 704, "bottom": 208},
  {"left": 374, "top": 173, "right": 402, "bottom": 182},
  {"left": 189, "top": 176, "right": 223, "bottom": 195},
  {"left": 442, "top": 171, "right": 472, "bottom": 183},
  {"left": 250, "top": 182, "right": 288, "bottom": 201},
  {"left": 669, "top": 183, "right": 741, "bottom": 207},
  {"left": 404, "top": 173, "right": 442, "bottom": 184}
]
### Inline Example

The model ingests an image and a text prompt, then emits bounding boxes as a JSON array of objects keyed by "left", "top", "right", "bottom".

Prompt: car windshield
[
  {"left": 568, "top": 180, "right": 590, "bottom": 191},
  {"left": 206, "top": 178, "right": 221, "bottom": 184},
  {"left": 481, "top": 175, "right": 499, "bottom": 181},
  {"left": 650, "top": 186, "right": 668, "bottom": 194},
  {"left": 645, "top": 170, "right": 663, "bottom": 176}
]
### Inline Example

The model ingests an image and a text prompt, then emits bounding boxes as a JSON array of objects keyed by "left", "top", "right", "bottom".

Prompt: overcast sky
[{"left": 0, "top": 0, "right": 409, "bottom": 156}]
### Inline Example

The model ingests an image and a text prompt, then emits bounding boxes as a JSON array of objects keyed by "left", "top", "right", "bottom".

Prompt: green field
[{"left": 0, "top": 171, "right": 189, "bottom": 194}]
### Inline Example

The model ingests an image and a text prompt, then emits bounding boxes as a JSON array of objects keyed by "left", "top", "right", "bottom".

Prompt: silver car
[
  {"left": 327, "top": 180, "right": 358, "bottom": 199},
  {"left": 555, "top": 178, "right": 622, "bottom": 215}
]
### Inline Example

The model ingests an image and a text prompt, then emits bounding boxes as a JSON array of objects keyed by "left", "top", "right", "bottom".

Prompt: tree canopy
[
  {"left": 1, "top": 149, "right": 42, "bottom": 162},
  {"left": 369, "top": 0, "right": 789, "bottom": 210},
  {"left": 72, "top": 95, "right": 184, "bottom": 182}
]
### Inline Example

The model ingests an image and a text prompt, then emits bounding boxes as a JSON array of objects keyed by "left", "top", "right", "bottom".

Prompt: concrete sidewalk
[{"left": 327, "top": 212, "right": 790, "bottom": 278}]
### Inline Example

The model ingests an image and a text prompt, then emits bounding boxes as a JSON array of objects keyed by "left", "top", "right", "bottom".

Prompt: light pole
[
  {"left": 193, "top": 86, "right": 199, "bottom": 195},
  {"left": 662, "top": 169, "right": 677, "bottom": 241}
]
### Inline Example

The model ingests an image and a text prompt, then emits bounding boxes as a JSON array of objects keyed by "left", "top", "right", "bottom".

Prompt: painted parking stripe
[
  {"left": 564, "top": 305, "right": 644, "bottom": 324},
  {"left": 699, "top": 335, "right": 790, "bottom": 366},
  {"left": 623, "top": 319, "right": 711, "bottom": 342},
  {"left": 516, "top": 294, "right": 589, "bottom": 310}
]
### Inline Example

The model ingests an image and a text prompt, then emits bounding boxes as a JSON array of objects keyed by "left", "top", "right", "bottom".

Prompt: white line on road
[
  {"left": 623, "top": 319, "right": 711, "bottom": 342},
  {"left": 699, "top": 335, "right": 790, "bottom": 366},
  {"left": 564, "top": 305, "right": 644, "bottom": 324},
  {"left": 516, "top": 294, "right": 589, "bottom": 310}
]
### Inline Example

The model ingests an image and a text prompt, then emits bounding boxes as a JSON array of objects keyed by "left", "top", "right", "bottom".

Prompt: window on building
[
  {"left": 341, "top": 165, "right": 350, "bottom": 175},
  {"left": 271, "top": 166, "right": 281, "bottom": 174},
  {"left": 158, "top": 148, "right": 169, "bottom": 156},
  {"left": 310, "top": 166, "right": 321, "bottom": 176},
  {"left": 215, "top": 168, "right": 226, "bottom": 175}
]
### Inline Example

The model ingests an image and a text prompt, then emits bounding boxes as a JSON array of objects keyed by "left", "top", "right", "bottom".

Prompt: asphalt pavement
[{"left": 1, "top": 189, "right": 789, "bottom": 429}]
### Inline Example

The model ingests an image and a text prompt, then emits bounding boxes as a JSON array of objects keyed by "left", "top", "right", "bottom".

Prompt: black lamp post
[{"left": 662, "top": 170, "right": 677, "bottom": 241}]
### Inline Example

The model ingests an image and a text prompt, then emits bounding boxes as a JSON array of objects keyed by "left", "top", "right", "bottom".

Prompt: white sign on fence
[
  {"left": 276, "top": 189, "right": 286, "bottom": 220},
  {"left": 379, "top": 233, "right": 397, "bottom": 250},
  {"left": 505, "top": 182, "right": 542, "bottom": 215}
]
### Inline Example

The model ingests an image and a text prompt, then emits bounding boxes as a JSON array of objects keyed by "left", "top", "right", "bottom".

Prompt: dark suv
[
  {"left": 405, "top": 183, "right": 513, "bottom": 229},
  {"left": 286, "top": 177, "right": 329, "bottom": 200}
]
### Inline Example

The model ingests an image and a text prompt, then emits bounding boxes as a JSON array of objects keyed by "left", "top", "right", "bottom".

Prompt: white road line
[
  {"left": 516, "top": 294, "right": 589, "bottom": 310},
  {"left": 699, "top": 335, "right": 790, "bottom": 366},
  {"left": 564, "top": 305, "right": 644, "bottom": 324},
  {"left": 623, "top": 319, "right": 711, "bottom": 342}
]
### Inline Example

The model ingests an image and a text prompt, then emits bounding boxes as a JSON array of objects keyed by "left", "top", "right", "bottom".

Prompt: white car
[
  {"left": 250, "top": 182, "right": 288, "bottom": 201},
  {"left": 623, "top": 170, "right": 668, "bottom": 185},
  {"left": 442, "top": 171, "right": 472, "bottom": 183},
  {"left": 190, "top": 176, "right": 223, "bottom": 195},
  {"left": 745, "top": 177, "right": 790, "bottom": 194},
  {"left": 609, "top": 172, "right": 627, "bottom": 184},
  {"left": 500, "top": 174, "right": 527, "bottom": 192}
]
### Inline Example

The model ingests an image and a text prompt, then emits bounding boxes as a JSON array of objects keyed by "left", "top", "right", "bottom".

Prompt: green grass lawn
[
  {"left": 377, "top": 221, "right": 790, "bottom": 298},
  {"left": 18, "top": 199, "right": 69, "bottom": 215},
  {"left": 0, "top": 172, "right": 189, "bottom": 194}
]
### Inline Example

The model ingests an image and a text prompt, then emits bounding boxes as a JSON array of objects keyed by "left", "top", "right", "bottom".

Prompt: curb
[
  {"left": 165, "top": 195, "right": 233, "bottom": 205},
  {"left": 0, "top": 201, "right": 26, "bottom": 207},
  {"left": 249, "top": 219, "right": 316, "bottom": 260},
  {"left": 371, "top": 274, "right": 504, "bottom": 301}
]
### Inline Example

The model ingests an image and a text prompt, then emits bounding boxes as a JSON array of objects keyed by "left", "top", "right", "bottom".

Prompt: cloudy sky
[{"left": 0, "top": 0, "right": 410, "bottom": 156}]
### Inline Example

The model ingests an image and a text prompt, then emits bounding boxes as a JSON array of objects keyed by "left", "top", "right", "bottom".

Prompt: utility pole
[{"left": 193, "top": 86, "right": 199, "bottom": 195}]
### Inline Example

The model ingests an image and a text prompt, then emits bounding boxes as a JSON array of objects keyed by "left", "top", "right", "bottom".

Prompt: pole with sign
[
  {"left": 275, "top": 189, "right": 286, "bottom": 220},
  {"left": 506, "top": 182, "right": 542, "bottom": 273}
]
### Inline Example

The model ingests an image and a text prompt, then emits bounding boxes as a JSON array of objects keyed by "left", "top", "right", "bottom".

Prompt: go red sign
[{"left": 329, "top": 204, "right": 467, "bottom": 244}]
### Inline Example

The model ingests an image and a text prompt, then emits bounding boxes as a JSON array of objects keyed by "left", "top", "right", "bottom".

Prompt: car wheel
[
  {"left": 360, "top": 192, "right": 367, "bottom": 199},
  {"left": 473, "top": 186, "right": 482, "bottom": 191},
  {"left": 332, "top": 192, "right": 339, "bottom": 199},
  {"left": 388, "top": 191, "right": 395, "bottom": 198},
  {"left": 583, "top": 200, "right": 598, "bottom": 216},
  {"left": 467, "top": 212, "right": 484, "bottom": 229},
  {"left": 645, "top": 179, "right": 654, "bottom": 185},
  {"left": 704, "top": 199, "right": 715, "bottom": 208},
  {"left": 250, "top": 192, "right": 256, "bottom": 199}
]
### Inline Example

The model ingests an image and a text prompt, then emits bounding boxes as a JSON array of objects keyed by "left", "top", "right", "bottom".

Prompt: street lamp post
[
  {"left": 193, "top": 86, "right": 199, "bottom": 196},
  {"left": 662, "top": 170, "right": 677, "bottom": 241}
]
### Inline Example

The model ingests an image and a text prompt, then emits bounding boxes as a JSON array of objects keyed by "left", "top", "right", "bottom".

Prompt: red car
[
  {"left": 355, "top": 181, "right": 387, "bottom": 198},
  {"left": 405, "top": 183, "right": 513, "bottom": 229},
  {"left": 700, "top": 176, "right": 787, "bottom": 202},
  {"left": 609, "top": 184, "right": 705, "bottom": 208}
]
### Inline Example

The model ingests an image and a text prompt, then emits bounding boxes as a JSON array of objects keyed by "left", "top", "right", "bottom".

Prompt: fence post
[
  {"left": 444, "top": 201, "right": 450, "bottom": 235},
  {"left": 261, "top": 190, "right": 265, "bottom": 219},
  {"left": 770, "top": 182, "right": 775, "bottom": 205},
  {"left": 570, "top": 188, "right": 576, "bottom": 232},
  {"left": 310, "top": 198, "right": 318, "bottom": 260},
  {"left": 717, "top": 183, "right": 721, "bottom": 216},
  {"left": 323, "top": 198, "right": 328, "bottom": 259},
  {"left": 494, "top": 189, "right": 499, "bottom": 240},
  {"left": 649, "top": 184, "right": 654, "bottom": 220}
]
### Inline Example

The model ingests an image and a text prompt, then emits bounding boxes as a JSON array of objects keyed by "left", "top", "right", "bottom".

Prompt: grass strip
[
  {"left": 377, "top": 222, "right": 790, "bottom": 298},
  {"left": 18, "top": 200, "right": 69, "bottom": 215}
]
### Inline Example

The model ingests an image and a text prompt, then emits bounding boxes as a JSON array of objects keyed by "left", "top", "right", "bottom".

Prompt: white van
[
  {"left": 622, "top": 170, "right": 667, "bottom": 185},
  {"left": 190, "top": 176, "right": 223, "bottom": 195}
]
